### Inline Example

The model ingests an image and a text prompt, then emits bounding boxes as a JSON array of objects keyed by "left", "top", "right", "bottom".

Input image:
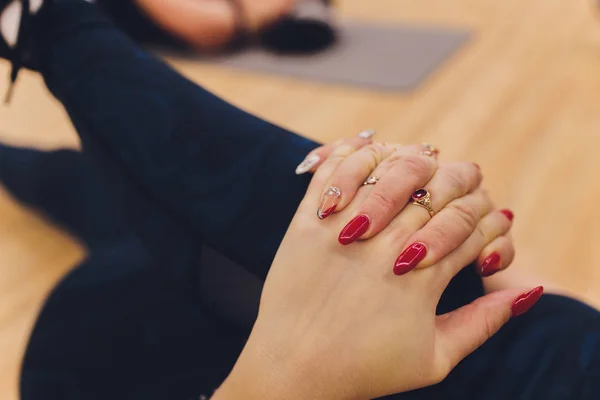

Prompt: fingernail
[
  {"left": 474, "top": 162, "right": 480, "bottom": 170},
  {"left": 511, "top": 286, "right": 544, "bottom": 317},
  {"left": 317, "top": 186, "right": 341, "bottom": 219},
  {"left": 500, "top": 209, "right": 514, "bottom": 221},
  {"left": 479, "top": 252, "right": 501, "bottom": 277},
  {"left": 295, "top": 153, "right": 320, "bottom": 175},
  {"left": 338, "top": 215, "right": 370, "bottom": 245},
  {"left": 357, "top": 129, "right": 376, "bottom": 139},
  {"left": 393, "top": 243, "right": 427, "bottom": 275}
]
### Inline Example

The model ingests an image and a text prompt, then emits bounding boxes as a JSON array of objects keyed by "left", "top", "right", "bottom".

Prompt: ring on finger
[
  {"left": 357, "top": 129, "right": 376, "bottom": 139},
  {"left": 363, "top": 176, "right": 380, "bottom": 186},
  {"left": 421, "top": 143, "right": 439, "bottom": 157},
  {"left": 411, "top": 188, "right": 435, "bottom": 218}
]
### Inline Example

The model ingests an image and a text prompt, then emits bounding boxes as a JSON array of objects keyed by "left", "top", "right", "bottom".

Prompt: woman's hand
[
  {"left": 213, "top": 138, "right": 542, "bottom": 400},
  {"left": 297, "top": 134, "right": 513, "bottom": 277}
]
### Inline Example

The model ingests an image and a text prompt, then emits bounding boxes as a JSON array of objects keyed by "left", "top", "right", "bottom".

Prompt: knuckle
[
  {"left": 458, "top": 160, "right": 480, "bottom": 176},
  {"left": 364, "top": 143, "right": 388, "bottom": 166},
  {"left": 440, "top": 167, "right": 469, "bottom": 195},
  {"left": 378, "top": 151, "right": 403, "bottom": 170},
  {"left": 428, "top": 223, "right": 450, "bottom": 247},
  {"left": 401, "top": 155, "right": 432, "bottom": 177},
  {"left": 328, "top": 144, "right": 357, "bottom": 161},
  {"left": 473, "top": 222, "right": 489, "bottom": 243},
  {"left": 369, "top": 188, "right": 400, "bottom": 212},
  {"left": 446, "top": 200, "right": 480, "bottom": 231},
  {"left": 479, "top": 188, "right": 491, "bottom": 204},
  {"left": 478, "top": 189, "right": 494, "bottom": 214}
]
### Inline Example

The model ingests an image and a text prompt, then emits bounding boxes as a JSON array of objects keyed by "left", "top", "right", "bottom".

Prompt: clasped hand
[{"left": 214, "top": 137, "right": 541, "bottom": 400}]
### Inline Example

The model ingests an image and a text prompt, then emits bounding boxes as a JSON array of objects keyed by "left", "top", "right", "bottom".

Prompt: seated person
[
  {"left": 99, "top": 0, "right": 336, "bottom": 52},
  {"left": 0, "top": 1, "right": 598, "bottom": 399}
]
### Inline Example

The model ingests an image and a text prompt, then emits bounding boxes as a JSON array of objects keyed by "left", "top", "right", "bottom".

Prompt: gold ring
[
  {"left": 363, "top": 176, "right": 380, "bottom": 186},
  {"left": 421, "top": 143, "right": 439, "bottom": 158},
  {"left": 411, "top": 189, "right": 435, "bottom": 217}
]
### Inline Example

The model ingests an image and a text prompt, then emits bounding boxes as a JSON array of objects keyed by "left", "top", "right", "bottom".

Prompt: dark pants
[{"left": 3, "top": 1, "right": 599, "bottom": 399}]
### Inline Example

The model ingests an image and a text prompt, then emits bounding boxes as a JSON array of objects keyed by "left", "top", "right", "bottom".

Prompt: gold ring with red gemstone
[{"left": 411, "top": 188, "right": 435, "bottom": 218}]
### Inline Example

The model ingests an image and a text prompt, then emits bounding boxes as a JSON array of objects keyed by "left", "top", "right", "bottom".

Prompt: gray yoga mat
[{"left": 203, "top": 21, "right": 471, "bottom": 91}]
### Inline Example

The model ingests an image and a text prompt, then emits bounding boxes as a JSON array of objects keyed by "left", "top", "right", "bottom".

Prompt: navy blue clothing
[{"left": 1, "top": 1, "right": 598, "bottom": 399}]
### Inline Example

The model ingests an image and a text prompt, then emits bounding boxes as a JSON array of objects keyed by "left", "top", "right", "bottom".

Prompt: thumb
[{"left": 435, "top": 286, "right": 543, "bottom": 369}]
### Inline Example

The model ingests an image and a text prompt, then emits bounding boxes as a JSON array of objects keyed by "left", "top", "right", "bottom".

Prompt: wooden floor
[{"left": 2, "top": 0, "right": 600, "bottom": 398}]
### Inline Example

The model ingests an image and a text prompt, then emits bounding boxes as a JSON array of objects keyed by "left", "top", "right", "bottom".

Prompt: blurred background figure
[{"left": 99, "top": 0, "right": 337, "bottom": 53}]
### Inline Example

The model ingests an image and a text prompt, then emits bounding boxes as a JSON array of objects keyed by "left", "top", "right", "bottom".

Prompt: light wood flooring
[{"left": 2, "top": 0, "right": 600, "bottom": 398}]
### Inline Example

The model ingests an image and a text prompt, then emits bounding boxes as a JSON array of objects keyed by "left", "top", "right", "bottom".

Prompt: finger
[
  {"left": 337, "top": 153, "right": 439, "bottom": 245},
  {"left": 295, "top": 130, "right": 376, "bottom": 175},
  {"left": 373, "top": 162, "right": 481, "bottom": 273},
  {"left": 434, "top": 287, "right": 544, "bottom": 376},
  {"left": 305, "top": 137, "right": 374, "bottom": 199},
  {"left": 477, "top": 234, "right": 515, "bottom": 277},
  {"left": 385, "top": 162, "right": 482, "bottom": 239},
  {"left": 433, "top": 208, "right": 514, "bottom": 284},
  {"left": 317, "top": 144, "right": 426, "bottom": 219},
  {"left": 475, "top": 209, "right": 515, "bottom": 276},
  {"left": 421, "top": 143, "right": 440, "bottom": 159},
  {"left": 391, "top": 183, "right": 491, "bottom": 276},
  {"left": 420, "top": 208, "right": 514, "bottom": 289}
]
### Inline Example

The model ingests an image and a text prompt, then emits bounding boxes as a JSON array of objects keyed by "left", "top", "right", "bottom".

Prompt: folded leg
[
  {"left": 21, "top": 237, "right": 246, "bottom": 400},
  {"left": 0, "top": 144, "right": 133, "bottom": 250},
  {"left": 35, "top": 0, "right": 318, "bottom": 280}
]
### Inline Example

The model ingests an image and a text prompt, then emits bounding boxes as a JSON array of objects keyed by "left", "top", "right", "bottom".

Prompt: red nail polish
[
  {"left": 500, "top": 209, "right": 514, "bottom": 221},
  {"left": 511, "top": 286, "right": 544, "bottom": 317},
  {"left": 393, "top": 243, "right": 427, "bottom": 275},
  {"left": 319, "top": 205, "right": 337, "bottom": 219},
  {"left": 479, "top": 252, "right": 501, "bottom": 277},
  {"left": 318, "top": 187, "right": 341, "bottom": 220},
  {"left": 338, "top": 215, "right": 370, "bottom": 245}
]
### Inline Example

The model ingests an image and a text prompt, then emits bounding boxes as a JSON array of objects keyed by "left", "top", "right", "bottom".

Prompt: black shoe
[{"left": 0, "top": 0, "right": 48, "bottom": 103}]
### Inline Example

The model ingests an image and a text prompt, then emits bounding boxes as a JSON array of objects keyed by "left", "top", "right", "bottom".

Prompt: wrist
[{"left": 212, "top": 335, "right": 333, "bottom": 400}]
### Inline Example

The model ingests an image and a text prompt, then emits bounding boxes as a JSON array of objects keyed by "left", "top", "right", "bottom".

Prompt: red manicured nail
[
  {"left": 318, "top": 187, "right": 341, "bottom": 220},
  {"left": 319, "top": 205, "right": 337, "bottom": 220},
  {"left": 393, "top": 243, "right": 427, "bottom": 275},
  {"left": 500, "top": 209, "right": 514, "bottom": 221},
  {"left": 511, "top": 286, "right": 544, "bottom": 317},
  {"left": 338, "top": 215, "right": 370, "bottom": 245},
  {"left": 479, "top": 252, "right": 501, "bottom": 277}
]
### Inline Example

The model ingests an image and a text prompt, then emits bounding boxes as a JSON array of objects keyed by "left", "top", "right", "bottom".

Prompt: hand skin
[
  {"left": 210, "top": 212, "right": 532, "bottom": 399},
  {"left": 212, "top": 337, "right": 331, "bottom": 400},
  {"left": 211, "top": 142, "right": 537, "bottom": 400}
]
